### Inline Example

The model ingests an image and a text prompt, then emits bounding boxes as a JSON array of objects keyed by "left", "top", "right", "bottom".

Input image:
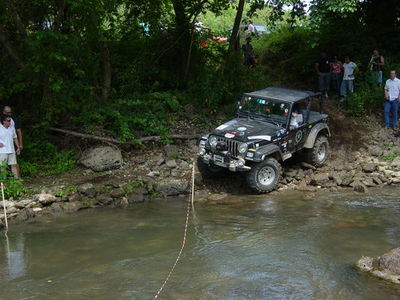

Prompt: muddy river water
[{"left": 1, "top": 187, "right": 400, "bottom": 299}]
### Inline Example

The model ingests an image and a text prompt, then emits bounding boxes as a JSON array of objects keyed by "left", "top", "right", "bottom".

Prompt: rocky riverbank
[{"left": 1, "top": 111, "right": 400, "bottom": 228}]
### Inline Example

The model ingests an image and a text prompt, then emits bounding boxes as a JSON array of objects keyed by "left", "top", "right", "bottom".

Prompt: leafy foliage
[
  {"left": 19, "top": 128, "right": 76, "bottom": 177},
  {"left": 0, "top": 166, "right": 26, "bottom": 199}
]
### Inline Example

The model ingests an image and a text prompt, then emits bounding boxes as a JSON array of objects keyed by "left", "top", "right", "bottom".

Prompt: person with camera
[{"left": 369, "top": 49, "right": 385, "bottom": 87}]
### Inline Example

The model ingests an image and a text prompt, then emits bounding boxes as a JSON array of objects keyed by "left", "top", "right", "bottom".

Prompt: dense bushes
[
  {"left": 19, "top": 128, "right": 76, "bottom": 178},
  {"left": 77, "top": 92, "right": 182, "bottom": 142}
]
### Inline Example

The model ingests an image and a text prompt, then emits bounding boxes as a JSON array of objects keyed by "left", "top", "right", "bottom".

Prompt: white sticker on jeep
[
  {"left": 216, "top": 124, "right": 229, "bottom": 130},
  {"left": 248, "top": 135, "right": 271, "bottom": 141},
  {"left": 216, "top": 120, "right": 236, "bottom": 130}
]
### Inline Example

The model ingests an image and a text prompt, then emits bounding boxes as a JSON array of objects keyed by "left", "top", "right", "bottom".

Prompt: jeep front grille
[{"left": 216, "top": 137, "right": 240, "bottom": 157}]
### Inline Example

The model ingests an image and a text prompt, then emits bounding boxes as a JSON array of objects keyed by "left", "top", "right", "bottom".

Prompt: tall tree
[{"left": 228, "top": 0, "right": 245, "bottom": 53}]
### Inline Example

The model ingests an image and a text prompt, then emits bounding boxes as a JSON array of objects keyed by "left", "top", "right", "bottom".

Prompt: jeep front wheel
[
  {"left": 197, "top": 157, "right": 225, "bottom": 179},
  {"left": 246, "top": 157, "right": 282, "bottom": 193},
  {"left": 306, "top": 135, "right": 329, "bottom": 167}
]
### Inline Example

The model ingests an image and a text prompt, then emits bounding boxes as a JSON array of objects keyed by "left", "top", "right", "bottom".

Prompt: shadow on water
[{"left": 0, "top": 186, "right": 400, "bottom": 299}]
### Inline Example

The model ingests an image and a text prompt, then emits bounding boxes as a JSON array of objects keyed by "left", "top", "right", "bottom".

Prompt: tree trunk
[
  {"left": 171, "top": 0, "right": 192, "bottom": 82},
  {"left": 53, "top": 0, "right": 68, "bottom": 31},
  {"left": 4, "top": 0, "right": 27, "bottom": 38},
  {"left": 228, "top": 0, "right": 245, "bottom": 53},
  {"left": 100, "top": 41, "right": 111, "bottom": 102},
  {"left": 90, "top": 12, "right": 112, "bottom": 102},
  {"left": 0, "top": 24, "right": 25, "bottom": 69}
]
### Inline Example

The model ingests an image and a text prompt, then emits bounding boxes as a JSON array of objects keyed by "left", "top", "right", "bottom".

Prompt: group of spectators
[
  {"left": 316, "top": 49, "right": 400, "bottom": 129},
  {"left": 315, "top": 51, "right": 363, "bottom": 99},
  {"left": 0, "top": 106, "right": 23, "bottom": 179}
]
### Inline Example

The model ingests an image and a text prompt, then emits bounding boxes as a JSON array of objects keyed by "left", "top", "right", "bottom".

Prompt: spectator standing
[
  {"left": 246, "top": 20, "right": 255, "bottom": 36},
  {"left": 0, "top": 114, "right": 21, "bottom": 178},
  {"left": 369, "top": 49, "right": 385, "bottom": 86},
  {"left": 340, "top": 56, "right": 358, "bottom": 98},
  {"left": 330, "top": 56, "right": 343, "bottom": 96},
  {"left": 315, "top": 52, "right": 332, "bottom": 98},
  {"left": 3, "top": 106, "right": 23, "bottom": 176},
  {"left": 242, "top": 37, "right": 256, "bottom": 68},
  {"left": 384, "top": 70, "right": 400, "bottom": 129}
]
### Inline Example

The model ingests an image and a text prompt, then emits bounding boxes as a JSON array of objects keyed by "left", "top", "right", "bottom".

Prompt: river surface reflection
[{"left": 1, "top": 187, "right": 400, "bottom": 299}]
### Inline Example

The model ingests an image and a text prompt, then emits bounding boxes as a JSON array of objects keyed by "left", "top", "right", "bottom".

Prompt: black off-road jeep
[{"left": 197, "top": 87, "right": 331, "bottom": 193}]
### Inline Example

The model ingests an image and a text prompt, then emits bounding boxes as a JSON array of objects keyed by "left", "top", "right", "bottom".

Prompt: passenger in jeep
[{"left": 290, "top": 104, "right": 303, "bottom": 128}]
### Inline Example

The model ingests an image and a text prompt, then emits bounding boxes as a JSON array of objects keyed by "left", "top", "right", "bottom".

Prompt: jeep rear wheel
[
  {"left": 197, "top": 157, "right": 225, "bottom": 179},
  {"left": 246, "top": 157, "right": 282, "bottom": 193},
  {"left": 306, "top": 135, "right": 329, "bottom": 167}
]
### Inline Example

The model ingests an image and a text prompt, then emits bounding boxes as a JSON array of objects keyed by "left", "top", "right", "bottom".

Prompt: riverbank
[{"left": 1, "top": 102, "right": 400, "bottom": 228}]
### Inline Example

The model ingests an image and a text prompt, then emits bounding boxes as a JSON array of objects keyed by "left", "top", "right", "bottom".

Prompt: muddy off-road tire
[
  {"left": 197, "top": 157, "right": 226, "bottom": 179},
  {"left": 305, "top": 135, "right": 329, "bottom": 167},
  {"left": 246, "top": 157, "right": 282, "bottom": 193}
]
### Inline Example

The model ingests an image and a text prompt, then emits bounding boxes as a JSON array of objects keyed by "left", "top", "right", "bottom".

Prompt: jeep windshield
[{"left": 238, "top": 96, "right": 290, "bottom": 125}]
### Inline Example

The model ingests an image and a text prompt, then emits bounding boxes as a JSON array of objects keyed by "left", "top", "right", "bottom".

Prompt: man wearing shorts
[{"left": 0, "top": 114, "right": 21, "bottom": 178}]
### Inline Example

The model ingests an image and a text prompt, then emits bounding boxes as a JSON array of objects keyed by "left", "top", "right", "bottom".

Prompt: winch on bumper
[{"left": 198, "top": 135, "right": 252, "bottom": 172}]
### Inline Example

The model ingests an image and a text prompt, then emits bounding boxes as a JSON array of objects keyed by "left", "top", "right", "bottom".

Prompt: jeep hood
[{"left": 211, "top": 118, "right": 282, "bottom": 142}]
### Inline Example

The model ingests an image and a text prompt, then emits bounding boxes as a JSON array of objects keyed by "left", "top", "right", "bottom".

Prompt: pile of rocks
[
  {"left": 357, "top": 247, "right": 400, "bottom": 284},
  {"left": 0, "top": 182, "right": 151, "bottom": 229}
]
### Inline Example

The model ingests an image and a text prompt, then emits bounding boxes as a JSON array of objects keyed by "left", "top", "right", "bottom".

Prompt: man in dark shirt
[
  {"left": 3, "top": 106, "right": 23, "bottom": 178},
  {"left": 242, "top": 37, "right": 256, "bottom": 68},
  {"left": 315, "top": 52, "right": 332, "bottom": 98}
]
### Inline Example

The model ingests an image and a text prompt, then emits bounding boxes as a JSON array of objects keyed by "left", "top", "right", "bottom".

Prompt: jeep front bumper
[{"left": 198, "top": 150, "right": 251, "bottom": 172}]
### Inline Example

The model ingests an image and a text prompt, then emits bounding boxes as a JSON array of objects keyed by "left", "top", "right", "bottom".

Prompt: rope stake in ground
[
  {"left": 152, "top": 160, "right": 195, "bottom": 300},
  {"left": 1, "top": 182, "right": 9, "bottom": 234}
]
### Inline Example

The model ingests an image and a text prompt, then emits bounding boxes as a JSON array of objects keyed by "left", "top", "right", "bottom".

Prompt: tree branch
[{"left": 48, "top": 127, "right": 200, "bottom": 145}]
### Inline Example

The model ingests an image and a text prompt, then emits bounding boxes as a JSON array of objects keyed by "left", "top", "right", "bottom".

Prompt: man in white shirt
[
  {"left": 0, "top": 114, "right": 21, "bottom": 178},
  {"left": 384, "top": 70, "right": 400, "bottom": 129},
  {"left": 340, "top": 56, "right": 358, "bottom": 97},
  {"left": 3, "top": 105, "right": 23, "bottom": 177},
  {"left": 246, "top": 20, "right": 255, "bottom": 36}
]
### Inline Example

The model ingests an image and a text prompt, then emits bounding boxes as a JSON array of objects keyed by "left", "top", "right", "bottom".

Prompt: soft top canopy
[{"left": 244, "top": 87, "right": 320, "bottom": 103}]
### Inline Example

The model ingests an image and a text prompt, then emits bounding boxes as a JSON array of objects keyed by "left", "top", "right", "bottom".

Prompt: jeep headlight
[
  {"left": 238, "top": 142, "right": 248, "bottom": 154},
  {"left": 209, "top": 136, "right": 218, "bottom": 148}
]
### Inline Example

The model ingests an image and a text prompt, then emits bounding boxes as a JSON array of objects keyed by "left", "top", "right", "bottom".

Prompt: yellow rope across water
[
  {"left": 1, "top": 182, "right": 9, "bottom": 235},
  {"left": 152, "top": 160, "right": 196, "bottom": 300}
]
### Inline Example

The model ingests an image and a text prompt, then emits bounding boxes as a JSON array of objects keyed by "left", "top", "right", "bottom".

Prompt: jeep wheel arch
[
  {"left": 253, "top": 144, "right": 284, "bottom": 162},
  {"left": 303, "top": 123, "right": 331, "bottom": 149}
]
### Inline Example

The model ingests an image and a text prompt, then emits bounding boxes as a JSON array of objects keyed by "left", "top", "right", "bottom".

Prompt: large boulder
[
  {"left": 357, "top": 248, "right": 400, "bottom": 284},
  {"left": 310, "top": 173, "right": 330, "bottom": 186},
  {"left": 392, "top": 157, "right": 400, "bottom": 170},
  {"left": 77, "top": 183, "right": 97, "bottom": 198},
  {"left": 154, "top": 178, "right": 189, "bottom": 196},
  {"left": 368, "top": 145, "right": 383, "bottom": 157},
  {"left": 34, "top": 193, "right": 57, "bottom": 205},
  {"left": 80, "top": 146, "right": 123, "bottom": 171},
  {"left": 362, "top": 163, "right": 377, "bottom": 173}
]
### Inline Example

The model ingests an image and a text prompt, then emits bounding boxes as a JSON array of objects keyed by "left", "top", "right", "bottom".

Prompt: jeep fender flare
[
  {"left": 304, "top": 123, "right": 331, "bottom": 149},
  {"left": 253, "top": 144, "right": 283, "bottom": 162}
]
